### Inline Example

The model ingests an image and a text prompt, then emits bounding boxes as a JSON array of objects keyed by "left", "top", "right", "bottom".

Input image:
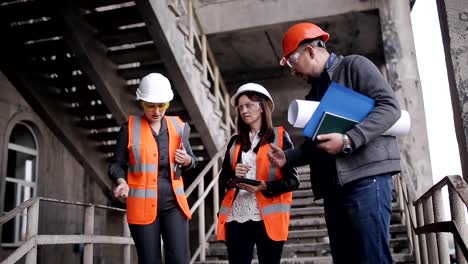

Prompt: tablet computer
[{"left": 228, "top": 177, "right": 261, "bottom": 188}]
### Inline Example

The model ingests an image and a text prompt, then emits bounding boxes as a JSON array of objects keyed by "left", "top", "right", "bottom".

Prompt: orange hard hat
[{"left": 280, "top": 23, "right": 329, "bottom": 65}]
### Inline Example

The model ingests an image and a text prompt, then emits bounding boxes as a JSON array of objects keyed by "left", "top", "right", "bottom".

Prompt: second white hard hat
[
  {"left": 136, "top": 73, "right": 174, "bottom": 103},
  {"left": 230, "top": 83, "right": 275, "bottom": 111}
]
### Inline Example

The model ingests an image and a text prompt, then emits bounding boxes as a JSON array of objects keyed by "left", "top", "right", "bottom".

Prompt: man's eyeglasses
[
  {"left": 280, "top": 40, "right": 324, "bottom": 68},
  {"left": 235, "top": 102, "right": 260, "bottom": 112},
  {"left": 281, "top": 49, "right": 305, "bottom": 68},
  {"left": 142, "top": 102, "right": 170, "bottom": 111}
]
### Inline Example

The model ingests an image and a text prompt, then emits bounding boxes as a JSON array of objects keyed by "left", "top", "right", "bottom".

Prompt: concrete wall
[
  {"left": 436, "top": 0, "right": 468, "bottom": 181},
  {"left": 0, "top": 72, "right": 135, "bottom": 263}
]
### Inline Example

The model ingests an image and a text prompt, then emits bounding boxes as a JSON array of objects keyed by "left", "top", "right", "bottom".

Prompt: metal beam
[{"left": 52, "top": 0, "right": 138, "bottom": 124}]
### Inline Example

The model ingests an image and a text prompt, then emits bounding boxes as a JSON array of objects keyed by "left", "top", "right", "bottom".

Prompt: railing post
[
  {"left": 84, "top": 205, "right": 95, "bottom": 264},
  {"left": 202, "top": 35, "right": 208, "bottom": 80},
  {"left": 213, "top": 160, "right": 219, "bottom": 223},
  {"left": 395, "top": 176, "right": 406, "bottom": 224},
  {"left": 214, "top": 66, "right": 220, "bottom": 110},
  {"left": 198, "top": 176, "right": 206, "bottom": 261},
  {"left": 25, "top": 199, "right": 39, "bottom": 264},
  {"left": 122, "top": 213, "right": 131, "bottom": 264},
  {"left": 410, "top": 202, "right": 421, "bottom": 264},
  {"left": 423, "top": 197, "right": 439, "bottom": 264},
  {"left": 449, "top": 185, "right": 467, "bottom": 264},
  {"left": 432, "top": 189, "right": 450, "bottom": 264},
  {"left": 224, "top": 93, "right": 231, "bottom": 137},
  {"left": 416, "top": 201, "right": 428, "bottom": 264},
  {"left": 188, "top": 0, "right": 193, "bottom": 49}
]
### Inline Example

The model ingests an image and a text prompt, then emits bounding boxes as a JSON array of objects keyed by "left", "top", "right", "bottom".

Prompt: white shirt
[{"left": 227, "top": 131, "right": 262, "bottom": 223}]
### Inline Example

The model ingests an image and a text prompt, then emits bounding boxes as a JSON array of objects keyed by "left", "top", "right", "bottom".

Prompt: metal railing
[
  {"left": 185, "top": 147, "right": 225, "bottom": 264},
  {"left": 0, "top": 148, "right": 226, "bottom": 264},
  {"left": 0, "top": 197, "right": 133, "bottom": 264},
  {"left": 395, "top": 173, "right": 468, "bottom": 264},
  {"left": 168, "top": 0, "right": 236, "bottom": 135}
]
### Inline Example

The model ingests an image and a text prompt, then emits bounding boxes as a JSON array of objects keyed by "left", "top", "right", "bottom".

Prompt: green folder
[{"left": 312, "top": 112, "right": 358, "bottom": 140}]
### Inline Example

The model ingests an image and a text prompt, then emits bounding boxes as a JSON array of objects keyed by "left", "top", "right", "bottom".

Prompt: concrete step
[
  {"left": 195, "top": 253, "right": 414, "bottom": 264},
  {"left": 293, "top": 189, "right": 314, "bottom": 199},
  {"left": 290, "top": 206, "right": 404, "bottom": 224},
  {"left": 289, "top": 218, "right": 327, "bottom": 229},
  {"left": 298, "top": 173, "right": 310, "bottom": 182},
  {"left": 298, "top": 181, "right": 312, "bottom": 190},
  {"left": 204, "top": 238, "right": 411, "bottom": 260},
  {"left": 196, "top": 257, "right": 334, "bottom": 264}
]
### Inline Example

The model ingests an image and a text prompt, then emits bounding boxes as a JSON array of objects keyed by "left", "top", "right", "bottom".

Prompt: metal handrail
[
  {"left": 395, "top": 173, "right": 468, "bottom": 264},
  {"left": 0, "top": 197, "right": 132, "bottom": 264},
  {"left": 185, "top": 147, "right": 225, "bottom": 264},
  {"left": 169, "top": 0, "right": 235, "bottom": 134}
]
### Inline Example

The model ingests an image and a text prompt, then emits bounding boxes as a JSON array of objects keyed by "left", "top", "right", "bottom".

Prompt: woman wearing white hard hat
[
  {"left": 216, "top": 83, "right": 299, "bottom": 263},
  {"left": 109, "top": 73, "right": 196, "bottom": 264}
]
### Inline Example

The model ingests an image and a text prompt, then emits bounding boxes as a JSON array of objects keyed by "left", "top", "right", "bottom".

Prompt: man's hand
[
  {"left": 316, "top": 133, "right": 344, "bottom": 155},
  {"left": 113, "top": 178, "right": 129, "bottom": 199},
  {"left": 268, "top": 144, "right": 287, "bottom": 168}
]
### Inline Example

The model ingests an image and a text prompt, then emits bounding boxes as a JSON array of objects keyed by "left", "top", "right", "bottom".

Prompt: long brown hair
[{"left": 235, "top": 91, "right": 274, "bottom": 152}]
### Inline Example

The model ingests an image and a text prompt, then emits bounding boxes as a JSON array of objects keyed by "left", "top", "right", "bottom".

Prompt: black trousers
[
  {"left": 225, "top": 220, "right": 285, "bottom": 264},
  {"left": 129, "top": 178, "right": 190, "bottom": 264}
]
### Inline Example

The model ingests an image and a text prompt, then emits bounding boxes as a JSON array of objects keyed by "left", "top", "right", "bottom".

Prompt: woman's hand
[
  {"left": 175, "top": 144, "right": 192, "bottom": 167},
  {"left": 237, "top": 181, "right": 267, "bottom": 193},
  {"left": 113, "top": 178, "right": 129, "bottom": 199},
  {"left": 235, "top": 163, "right": 251, "bottom": 177}
]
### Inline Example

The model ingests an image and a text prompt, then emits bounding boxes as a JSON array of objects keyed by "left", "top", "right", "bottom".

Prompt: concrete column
[
  {"left": 436, "top": 0, "right": 468, "bottom": 181},
  {"left": 378, "top": 0, "right": 433, "bottom": 193}
]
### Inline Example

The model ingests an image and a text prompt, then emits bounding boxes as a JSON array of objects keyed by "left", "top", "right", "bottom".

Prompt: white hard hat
[
  {"left": 230, "top": 83, "right": 275, "bottom": 111},
  {"left": 136, "top": 73, "right": 174, "bottom": 103}
]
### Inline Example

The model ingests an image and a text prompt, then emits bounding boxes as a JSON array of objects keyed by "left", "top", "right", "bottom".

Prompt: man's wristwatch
[{"left": 342, "top": 134, "right": 353, "bottom": 154}]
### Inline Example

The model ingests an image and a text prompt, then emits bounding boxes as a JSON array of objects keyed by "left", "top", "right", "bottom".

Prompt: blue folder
[{"left": 303, "top": 82, "right": 375, "bottom": 138}]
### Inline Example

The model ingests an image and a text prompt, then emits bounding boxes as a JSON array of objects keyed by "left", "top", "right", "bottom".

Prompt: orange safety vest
[
  {"left": 126, "top": 115, "right": 191, "bottom": 225},
  {"left": 216, "top": 127, "right": 292, "bottom": 241}
]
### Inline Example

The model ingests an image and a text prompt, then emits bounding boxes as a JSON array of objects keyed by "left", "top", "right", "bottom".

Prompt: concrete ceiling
[{"left": 207, "top": 9, "right": 384, "bottom": 85}]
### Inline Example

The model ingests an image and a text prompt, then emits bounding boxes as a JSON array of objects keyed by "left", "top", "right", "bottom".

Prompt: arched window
[{"left": 2, "top": 122, "right": 38, "bottom": 245}]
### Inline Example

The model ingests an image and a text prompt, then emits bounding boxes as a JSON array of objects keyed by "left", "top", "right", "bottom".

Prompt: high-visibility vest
[
  {"left": 216, "top": 127, "right": 292, "bottom": 241},
  {"left": 126, "top": 115, "right": 191, "bottom": 225}
]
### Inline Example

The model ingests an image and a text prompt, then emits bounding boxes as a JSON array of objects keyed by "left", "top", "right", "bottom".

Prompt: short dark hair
[{"left": 298, "top": 38, "right": 326, "bottom": 49}]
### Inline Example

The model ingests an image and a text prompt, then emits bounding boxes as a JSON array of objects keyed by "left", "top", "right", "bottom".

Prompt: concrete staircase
[{"left": 195, "top": 167, "right": 415, "bottom": 264}]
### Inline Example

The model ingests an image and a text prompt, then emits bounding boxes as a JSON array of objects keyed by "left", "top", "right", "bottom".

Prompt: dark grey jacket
[{"left": 286, "top": 54, "right": 401, "bottom": 198}]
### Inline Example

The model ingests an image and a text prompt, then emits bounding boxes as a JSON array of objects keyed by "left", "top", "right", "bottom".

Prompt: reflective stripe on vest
[
  {"left": 129, "top": 164, "right": 157, "bottom": 173},
  {"left": 132, "top": 116, "right": 142, "bottom": 165},
  {"left": 219, "top": 205, "right": 229, "bottom": 215},
  {"left": 174, "top": 186, "right": 185, "bottom": 196},
  {"left": 268, "top": 129, "right": 279, "bottom": 181},
  {"left": 166, "top": 116, "right": 183, "bottom": 138},
  {"left": 128, "top": 188, "right": 157, "bottom": 199},
  {"left": 261, "top": 203, "right": 290, "bottom": 216}
]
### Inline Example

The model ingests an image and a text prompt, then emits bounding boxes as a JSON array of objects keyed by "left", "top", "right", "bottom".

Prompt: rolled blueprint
[
  {"left": 288, "top": 100, "right": 320, "bottom": 128},
  {"left": 287, "top": 99, "right": 411, "bottom": 137},
  {"left": 383, "top": 110, "right": 410, "bottom": 137}
]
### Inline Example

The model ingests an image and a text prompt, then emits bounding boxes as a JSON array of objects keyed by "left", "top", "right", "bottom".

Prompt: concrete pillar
[
  {"left": 378, "top": 0, "right": 433, "bottom": 193},
  {"left": 436, "top": 0, "right": 468, "bottom": 181}
]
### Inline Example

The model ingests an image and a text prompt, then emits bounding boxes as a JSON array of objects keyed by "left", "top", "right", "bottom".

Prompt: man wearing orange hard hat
[{"left": 269, "top": 22, "right": 401, "bottom": 264}]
